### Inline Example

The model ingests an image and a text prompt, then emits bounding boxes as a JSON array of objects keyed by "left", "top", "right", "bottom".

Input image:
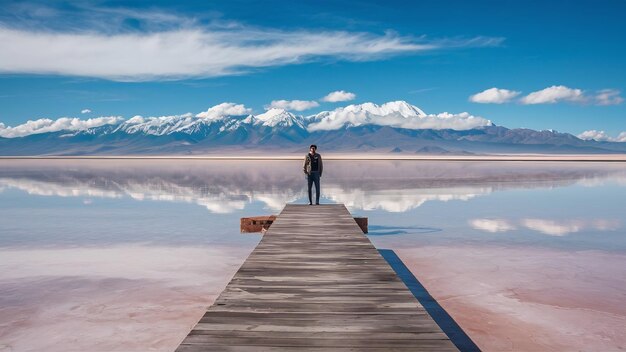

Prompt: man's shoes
[
  {"left": 309, "top": 202, "right": 313, "bottom": 205},
  {"left": 315, "top": 203, "right": 320, "bottom": 205}
]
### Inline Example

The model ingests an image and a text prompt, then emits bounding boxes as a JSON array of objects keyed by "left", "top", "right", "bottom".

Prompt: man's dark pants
[{"left": 307, "top": 172, "right": 321, "bottom": 204}]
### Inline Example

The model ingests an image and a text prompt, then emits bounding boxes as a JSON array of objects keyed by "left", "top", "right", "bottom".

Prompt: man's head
[{"left": 309, "top": 144, "right": 317, "bottom": 154}]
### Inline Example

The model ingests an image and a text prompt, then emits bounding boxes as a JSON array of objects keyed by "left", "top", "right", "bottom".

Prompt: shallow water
[{"left": 0, "top": 159, "right": 625, "bottom": 351}]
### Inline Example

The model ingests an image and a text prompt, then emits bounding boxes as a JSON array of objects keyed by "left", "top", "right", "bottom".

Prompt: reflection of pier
[{"left": 176, "top": 204, "right": 458, "bottom": 351}]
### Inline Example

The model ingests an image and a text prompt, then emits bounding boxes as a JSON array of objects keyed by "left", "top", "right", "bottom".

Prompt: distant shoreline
[{"left": 1, "top": 154, "right": 626, "bottom": 162}]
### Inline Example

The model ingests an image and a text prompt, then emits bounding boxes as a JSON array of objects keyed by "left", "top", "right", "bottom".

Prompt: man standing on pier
[{"left": 303, "top": 144, "right": 323, "bottom": 205}]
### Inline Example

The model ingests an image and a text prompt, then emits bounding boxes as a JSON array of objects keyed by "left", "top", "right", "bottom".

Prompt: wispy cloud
[
  {"left": 594, "top": 89, "right": 624, "bottom": 106},
  {"left": 408, "top": 87, "right": 438, "bottom": 94},
  {"left": 80, "top": 109, "right": 91, "bottom": 114},
  {"left": 578, "top": 130, "right": 626, "bottom": 142},
  {"left": 321, "top": 90, "right": 356, "bottom": 102},
  {"left": 469, "top": 87, "right": 521, "bottom": 104},
  {"left": 0, "top": 4, "right": 503, "bottom": 82},
  {"left": 267, "top": 100, "right": 319, "bottom": 111}
]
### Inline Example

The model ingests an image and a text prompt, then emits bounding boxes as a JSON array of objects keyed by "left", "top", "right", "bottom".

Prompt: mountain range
[{"left": 1, "top": 101, "right": 625, "bottom": 155}]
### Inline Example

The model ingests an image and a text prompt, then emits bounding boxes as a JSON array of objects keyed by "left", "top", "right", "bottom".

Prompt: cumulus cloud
[
  {"left": 469, "top": 219, "right": 516, "bottom": 233},
  {"left": 469, "top": 86, "right": 623, "bottom": 106},
  {"left": 307, "top": 101, "right": 492, "bottom": 131},
  {"left": 0, "top": 24, "right": 503, "bottom": 81},
  {"left": 195, "top": 103, "right": 251, "bottom": 119},
  {"left": 267, "top": 100, "right": 319, "bottom": 111},
  {"left": 469, "top": 87, "right": 521, "bottom": 104},
  {"left": 594, "top": 89, "right": 624, "bottom": 106},
  {"left": 322, "top": 90, "right": 357, "bottom": 102},
  {"left": 0, "top": 116, "right": 123, "bottom": 138},
  {"left": 578, "top": 130, "right": 626, "bottom": 142},
  {"left": 81, "top": 109, "right": 91, "bottom": 114},
  {"left": 520, "top": 85, "right": 586, "bottom": 104},
  {"left": 578, "top": 130, "right": 611, "bottom": 141}
]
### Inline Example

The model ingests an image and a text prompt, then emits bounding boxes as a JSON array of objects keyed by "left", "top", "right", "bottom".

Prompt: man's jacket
[{"left": 303, "top": 153, "right": 323, "bottom": 176}]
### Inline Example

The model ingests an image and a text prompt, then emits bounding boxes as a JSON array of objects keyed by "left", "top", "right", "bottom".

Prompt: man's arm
[
  {"left": 319, "top": 154, "right": 323, "bottom": 177},
  {"left": 303, "top": 155, "right": 308, "bottom": 174}
]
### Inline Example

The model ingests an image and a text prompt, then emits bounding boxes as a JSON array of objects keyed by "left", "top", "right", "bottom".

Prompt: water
[{"left": 1, "top": 159, "right": 625, "bottom": 351}]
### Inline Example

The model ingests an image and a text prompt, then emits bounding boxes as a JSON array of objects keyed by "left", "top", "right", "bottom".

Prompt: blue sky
[{"left": 0, "top": 0, "right": 625, "bottom": 137}]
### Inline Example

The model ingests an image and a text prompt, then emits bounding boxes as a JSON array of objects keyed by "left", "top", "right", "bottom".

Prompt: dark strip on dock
[{"left": 176, "top": 204, "right": 459, "bottom": 351}]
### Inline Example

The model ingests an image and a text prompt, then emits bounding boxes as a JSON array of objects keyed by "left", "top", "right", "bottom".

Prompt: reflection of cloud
[
  {"left": 469, "top": 217, "right": 622, "bottom": 236},
  {"left": 326, "top": 186, "right": 490, "bottom": 212},
  {"left": 0, "top": 178, "right": 123, "bottom": 199},
  {"left": 469, "top": 219, "right": 516, "bottom": 233},
  {"left": 1, "top": 159, "right": 625, "bottom": 214},
  {"left": 522, "top": 219, "right": 584, "bottom": 236},
  {"left": 0, "top": 176, "right": 489, "bottom": 213},
  {"left": 0, "top": 176, "right": 296, "bottom": 214},
  {"left": 255, "top": 192, "right": 301, "bottom": 212},
  {"left": 576, "top": 173, "right": 626, "bottom": 187},
  {"left": 522, "top": 219, "right": 620, "bottom": 236},
  {"left": 590, "top": 219, "right": 621, "bottom": 231}
]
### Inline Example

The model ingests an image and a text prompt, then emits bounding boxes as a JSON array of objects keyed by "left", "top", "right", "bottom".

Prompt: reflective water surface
[{"left": 1, "top": 159, "right": 625, "bottom": 351}]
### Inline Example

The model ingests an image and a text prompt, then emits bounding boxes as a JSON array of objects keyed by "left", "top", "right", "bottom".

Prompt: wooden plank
[{"left": 176, "top": 204, "right": 458, "bottom": 351}]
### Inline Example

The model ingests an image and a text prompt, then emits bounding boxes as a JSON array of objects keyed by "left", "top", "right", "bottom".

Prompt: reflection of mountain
[{"left": 1, "top": 160, "right": 625, "bottom": 213}]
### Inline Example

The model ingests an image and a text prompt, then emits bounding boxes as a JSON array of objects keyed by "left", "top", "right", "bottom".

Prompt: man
[{"left": 303, "top": 144, "right": 323, "bottom": 205}]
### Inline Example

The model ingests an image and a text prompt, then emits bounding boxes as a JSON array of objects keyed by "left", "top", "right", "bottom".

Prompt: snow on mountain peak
[
  {"left": 255, "top": 108, "right": 305, "bottom": 128},
  {"left": 341, "top": 101, "right": 426, "bottom": 118}
]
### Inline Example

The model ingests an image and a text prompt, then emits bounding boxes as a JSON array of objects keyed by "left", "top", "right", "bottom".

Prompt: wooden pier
[{"left": 176, "top": 204, "right": 458, "bottom": 351}]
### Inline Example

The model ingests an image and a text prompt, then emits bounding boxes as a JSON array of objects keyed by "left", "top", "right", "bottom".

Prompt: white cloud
[
  {"left": 267, "top": 100, "right": 319, "bottom": 111},
  {"left": 577, "top": 130, "right": 611, "bottom": 141},
  {"left": 520, "top": 85, "right": 586, "bottom": 104},
  {"left": 322, "top": 90, "right": 356, "bottom": 102},
  {"left": 578, "top": 130, "right": 626, "bottom": 142},
  {"left": 195, "top": 103, "right": 251, "bottom": 119},
  {"left": 0, "top": 116, "right": 123, "bottom": 138},
  {"left": 469, "top": 219, "right": 516, "bottom": 233},
  {"left": 81, "top": 109, "right": 92, "bottom": 114},
  {"left": 469, "top": 87, "right": 521, "bottom": 104},
  {"left": 0, "top": 25, "right": 502, "bottom": 81},
  {"left": 307, "top": 101, "right": 492, "bottom": 131},
  {"left": 594, "top": 89, "right": 624, "bottom": 106}
]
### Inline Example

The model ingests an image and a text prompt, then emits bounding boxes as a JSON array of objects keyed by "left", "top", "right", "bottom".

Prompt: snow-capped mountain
[
  {"left": 1, "top": 101, "right": 625, "bottom": 155},
  {"left": 254, "top": 109, "right": 306, "bottom": 128}
]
